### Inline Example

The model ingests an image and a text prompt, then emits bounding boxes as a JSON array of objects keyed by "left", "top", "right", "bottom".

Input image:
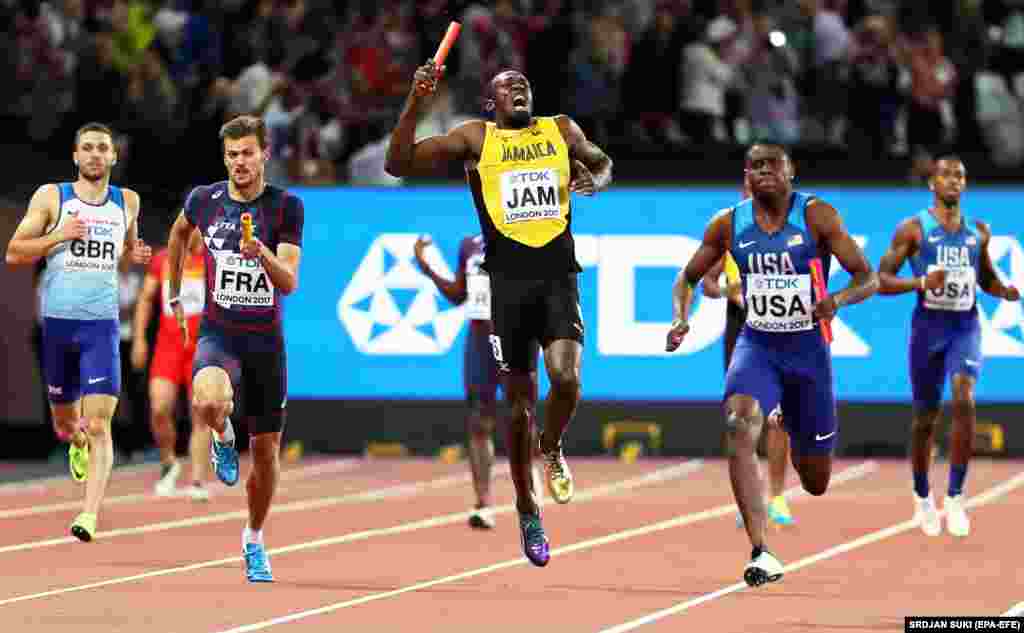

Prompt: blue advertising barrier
[{"left": 283, "top": 186, "right": 1024, "bottom": 402}]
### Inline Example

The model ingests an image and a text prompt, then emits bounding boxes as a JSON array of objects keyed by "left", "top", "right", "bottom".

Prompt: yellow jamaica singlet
[{"left": 468, "top": 116, "right": 581, "bottom": 277}]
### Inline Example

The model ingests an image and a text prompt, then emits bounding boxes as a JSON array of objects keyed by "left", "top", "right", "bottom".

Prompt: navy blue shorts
[
  {"left": 909, "top": 311, "right": 982, "bottom": 410},
  {"left": 42, "top": 317, "right": 121, "bottom": 404},
  {"left": 724, "top": 330, "right": 838, "bottom": 456},
  {"left": 192, "top": 323, "right": 287, "bottom": 434},
  {"left": 464, "top": 324, "right": 499, "bottom": 406}
]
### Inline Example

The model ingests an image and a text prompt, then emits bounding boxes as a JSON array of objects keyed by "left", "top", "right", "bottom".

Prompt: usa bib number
[
  {"left": 924, "top": 265, "right": 975, "bottom": 312},
  {"left": 745, "top": 273, "right": 813, "bottom": 332}
]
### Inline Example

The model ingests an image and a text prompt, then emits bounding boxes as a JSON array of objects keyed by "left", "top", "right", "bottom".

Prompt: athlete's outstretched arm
[
  {"left": 414, "top": 236, "right": 466, "bottom": 305},
  {"left": 667, "top": 212, "right": 729, "bottom": 351},
  {"left": 557, "top": 116, "right": 612, "bottom": 195},
  {"left": 385, "top": 61, "right": 475, "bottom": 177},
  {"left": 976, "top": 221, "right": 1021, "bottom": 300},
  {"left": 5, "top": 185, "right": 83, "bottom": 266},
  {"left": 877, "top": 217, "right": 942, "bottom": 295},
  {"left": 812, "top": 200, "right": 878, "bottom": 315}
]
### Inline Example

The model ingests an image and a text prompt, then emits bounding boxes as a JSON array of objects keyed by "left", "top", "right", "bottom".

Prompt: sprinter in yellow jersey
[{"left": 386, "top": 63, "right": 613, "bottom": 568}]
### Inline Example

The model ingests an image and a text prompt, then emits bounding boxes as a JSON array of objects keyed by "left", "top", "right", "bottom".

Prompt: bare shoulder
[
  {"left": 122, "top": 188, "right": 141, "bottom": 209},
  {"left": 451, "top": 119, "right": 487, "bottom": 144},
  {"left": 28, "top": 183, "right": 60, "bottom": 216},
  {"left": 805, "top": 197, "right": 841, "bottom": 224},
  {"left": 894, "top": 215, "right": 924, "bottom": 242}
]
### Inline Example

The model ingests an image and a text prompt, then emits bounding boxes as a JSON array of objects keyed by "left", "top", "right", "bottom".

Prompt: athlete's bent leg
[
  {"left": 539, "top": 339, "right": 581, "bottom": 504},
  {"left": 80, "top": 394, "right": 118, "bottom": 516},
  {"left": 148, "top": 378, "right": 179, "bottom": 465},
  {"left": 466, "top": 395, "right": 497, "bottom": 510},
  {"left": 247, "top": 429, "right": 281, "bottom": 533},
  {"left": 789, "top": 452, "right": 831, "bottom": 496},
  {"left": 189, "top": 416, "right": 211, "bottom": 486},
  {"left": 910, "top": 406, "right": 942, "bottom": 496},
  {"left": 766, "top": 426, "right": 789, "bottom": 499},
  {"left": 503, "top": 372, "right": 540, "bottom": 516},
  {"left": 724, "top": 394, "right": 767, "bottom": 549},
  {"left": 539, "top": 339, "right": 582, "bottom": 451},
  {"left": 945, "top": 374, "right": 976, "bottom": 536},
  {"left": 192, "top": 367, "right": 234, "bottom": 435}
]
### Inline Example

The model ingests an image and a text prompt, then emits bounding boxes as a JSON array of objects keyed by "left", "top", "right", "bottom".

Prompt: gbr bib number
[
  {"left": 500, "top": 168, "right": 559, "bottom": 224},
  {"left": 213, "top": 253, "right": 274, "bottom": 309},
  {"left": 924, "top": 265, "right": 975, "bottom": 311},
  {"left": 465, "top": 272, "right": 491, "bottom": 320},
  {"left": 745, "top": 273, "right": 813, "bottom": 332}
]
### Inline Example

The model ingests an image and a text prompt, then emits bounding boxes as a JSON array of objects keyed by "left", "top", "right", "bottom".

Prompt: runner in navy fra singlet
[
  {"left": 666, "top": 144, "right": 878, "bottom": 588},
  {"left": 877, "top": 156, "right": 1020, "bottom": 538},
  {"left": 414, "top": 233, "right": 542, "bottom": 530},
  {"left": 166, "top": 115, "right": 304, "bottom": 583}
]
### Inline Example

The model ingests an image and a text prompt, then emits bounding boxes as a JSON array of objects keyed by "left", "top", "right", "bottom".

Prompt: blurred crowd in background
[{"left": 4, "top": 0, "right": 1024, "bottom": 195}]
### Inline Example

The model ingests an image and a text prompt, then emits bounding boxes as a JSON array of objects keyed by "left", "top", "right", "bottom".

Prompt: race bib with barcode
[
  {"left": 745, "top": 273, "right": 813, "bottom": 332},
  {"left": 923, "top": 265, "right": 976, "bottom": 312},
  {"left": 500, "top": 168, "right": 560, "bottom": 224},
  {"left": 213, "top": 252, "right": 274, "bottom": 309}
]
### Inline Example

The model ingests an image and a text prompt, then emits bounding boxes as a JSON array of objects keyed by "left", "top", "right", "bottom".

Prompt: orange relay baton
[
  {"left": 433, "top": 21, "right": 461, "bottom": 67},
  {"left": 809, "top": 257, "right": 833, "bottom": 344}
]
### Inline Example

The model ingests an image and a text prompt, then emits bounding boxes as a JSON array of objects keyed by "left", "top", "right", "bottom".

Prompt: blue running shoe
[
  {"left": 244, "top": 542, "right": 274, "bottom": 582},
  {"left": 518, "top": 511, "right": 550, "bottom": 567},
  {"left": 211, "top": 433, "right": 239, "bottom": 486}
]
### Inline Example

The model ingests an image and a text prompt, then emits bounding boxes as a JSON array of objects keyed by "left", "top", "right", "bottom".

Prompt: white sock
[
  {"left": 243, "top": 526, "right": 263, "bottom": 546},
  {"left": 216, "top": 418, "right": 235, "bottom": 444}
]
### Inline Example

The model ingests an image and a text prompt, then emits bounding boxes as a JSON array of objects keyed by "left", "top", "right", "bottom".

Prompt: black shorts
[
  {"left": 489, "top": 273, "right": 583, "bottom": 374},
  {"left": 192, "top": 322, "right": 287, "bottom": 434}
]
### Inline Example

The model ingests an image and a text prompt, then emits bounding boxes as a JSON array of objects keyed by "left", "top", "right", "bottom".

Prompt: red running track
[{"left": 0, "top": 456, "right": 1020, "bottom": 632}]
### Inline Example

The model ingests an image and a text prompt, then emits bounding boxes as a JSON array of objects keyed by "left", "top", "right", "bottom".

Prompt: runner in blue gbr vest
[
  {"left": 877, "top": 156, "right": 1020, "bottom": 539},
  {"left": 666, "top": 144, "right": 878, "bottom": 588}
]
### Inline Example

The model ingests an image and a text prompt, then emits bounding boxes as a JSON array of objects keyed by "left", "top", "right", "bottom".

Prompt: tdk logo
[{"left": 337, "top": 234, "right": 464, "bottom": 355}]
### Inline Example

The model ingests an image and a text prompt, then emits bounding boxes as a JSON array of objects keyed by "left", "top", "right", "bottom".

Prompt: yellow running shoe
[
  {"left": 69, "top": 440, "right": 89, "bottom": 483},
  {"left": 70, "top": 512, "right": 97, "bottom": 542},
  {"left": 540, "top": 444, "right": 574, "bottom": 504}
]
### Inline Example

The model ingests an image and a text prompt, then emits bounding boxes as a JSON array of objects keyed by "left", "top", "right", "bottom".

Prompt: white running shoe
[
  {"left": 154, "top": 461, "right": 181, "bottom": 497},
  {"left": 743, "top": 549, "right": 784, "bottom": 587},
  {"left": 185, "top": 483, "right": 210, "bottom": 502},
  {"left": 913, "top": 492, "right": 942, "bottom": 536},
  {"left": 944, "top": 494, "right": 970, "bottom": 537}
]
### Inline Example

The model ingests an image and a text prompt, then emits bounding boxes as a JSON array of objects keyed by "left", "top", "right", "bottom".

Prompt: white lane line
[
  {"left": 0, "top": 467, "right": 474, "bottom": 555},
  {"left": 0, "top": 460, "right": 705, "bottom": 607},
  {"left": 1003, "top": 602, "right": 1024, "bottom": 616},
  {"left": 207, "top": 461, "right": 876, "bottom": 633},
  {"left": 0, "top": 458, "right": 363, "bottom": 520},
  {"left": 598, "top": 469, "right": 1024, "bottom": 633}
]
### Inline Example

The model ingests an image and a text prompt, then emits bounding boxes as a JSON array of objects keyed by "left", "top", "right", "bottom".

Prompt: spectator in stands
[
  {"left": 741, "top": 9, "right": 800, "bottom": 145},
  {"left": 847, "top": 14, "right": 902, "bottom": 158},
  {"left": 679, "top": 15, "right": 742, "bottom": 144}
]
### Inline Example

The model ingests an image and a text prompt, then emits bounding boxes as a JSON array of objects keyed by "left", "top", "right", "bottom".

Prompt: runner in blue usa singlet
[
  {"left": 666, "top": 144, "right": 878, "bottom": 589},
  {"left": 877, "top": 156, "right": 1020, "bottom": 539}
]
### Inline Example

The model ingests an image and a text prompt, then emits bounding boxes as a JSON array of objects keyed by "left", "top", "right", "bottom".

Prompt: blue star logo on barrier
[{"left": 337, "top": 234, "right": 465, "bottom": 355}]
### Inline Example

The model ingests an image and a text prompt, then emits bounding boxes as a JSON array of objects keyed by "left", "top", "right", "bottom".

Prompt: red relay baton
[
  {"left": 433, "top": 21, "right": 461, "bottom": 67},
  {"left": 809, "top": 257, "right": 833, "bottom": 344}
]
